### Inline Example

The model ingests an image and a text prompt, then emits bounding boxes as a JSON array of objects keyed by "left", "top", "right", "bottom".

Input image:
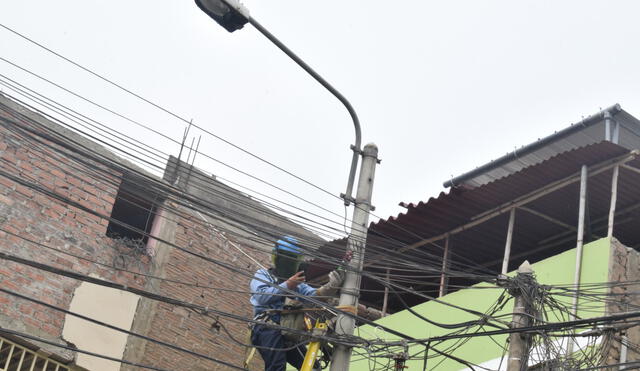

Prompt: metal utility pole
[
  {"left": 331, "top": 143, "right": 379, "bottom": 371},
  {"left": 507, "top": 261, "right": 535, "bottom": 371}
]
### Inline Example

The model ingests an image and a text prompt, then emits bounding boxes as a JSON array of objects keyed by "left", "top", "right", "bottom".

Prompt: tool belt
[{"left": 280, "top": 303, "right": 309, "bottom": 343}]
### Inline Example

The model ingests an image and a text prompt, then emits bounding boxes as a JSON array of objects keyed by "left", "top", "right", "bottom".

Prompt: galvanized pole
[
  {"left": 381, "top": 268, "right": 390, "bottom": 316},
  {"left": 607, "top": 165, "right": 620, "bottom": 238},
  {"left": 501, "top": 208, "right": 516, "bottom": 275},
  {"left": 438, "top": 235, "right": 451, "bottom": 297},
  {"left": 506, "top": 261, "right": 534, "bottom": 371},
  {"left": 567, "top": 164, "right": 588, "bottom": 356},
  {"left": 331, "top": 143, "right": 379, "bottom": 371}
]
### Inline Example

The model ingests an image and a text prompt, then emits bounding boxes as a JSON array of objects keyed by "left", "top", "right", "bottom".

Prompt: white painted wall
[{"left": 62, "top": 278, "right": 140, "bottom": 371}]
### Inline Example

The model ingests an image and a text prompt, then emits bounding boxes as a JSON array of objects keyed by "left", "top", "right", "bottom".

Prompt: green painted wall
[{"left": 349, "top": 237, "right": 611, "bottom": 370}]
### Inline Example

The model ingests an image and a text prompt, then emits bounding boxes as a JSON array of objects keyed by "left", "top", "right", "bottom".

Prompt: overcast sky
[{"left": 2, "top": 1, "right": 640, "bottom": 240}]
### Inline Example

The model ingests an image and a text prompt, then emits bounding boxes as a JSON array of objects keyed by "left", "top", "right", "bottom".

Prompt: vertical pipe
[
  {"left": 439, "top": 235, "right": 451, "bottom": 297},
  {"left": 605, "top": 111, "right": 612, "bottom": 142},
  {"left": 501, "top": 208, "right": 516, "bottom": 275},
  {"left": 331, "top": 143, "right": 379, "bottom": 370},
  {"left": 381, "top": 268, "right": 390, "bottom": 316},
  {"left": 568, "top": 165, "right": 588, "bottom": 356},
  {"left": 613, "top": 121, "right": 620, "bottom": 144},
  {"left": 608, "top": 165, "right": 620, "bottom": 238}
]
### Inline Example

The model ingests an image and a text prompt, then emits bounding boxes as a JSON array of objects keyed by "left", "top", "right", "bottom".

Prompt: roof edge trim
[{"left": 442, "top": 104, "right": 622, "bottom": 188}]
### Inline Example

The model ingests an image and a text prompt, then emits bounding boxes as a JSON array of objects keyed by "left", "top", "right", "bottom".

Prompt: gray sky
[{"left": 2, "top": 1, "right": 640, "bottom": 240}]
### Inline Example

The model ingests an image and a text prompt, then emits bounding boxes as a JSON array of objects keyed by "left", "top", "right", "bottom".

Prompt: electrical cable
[
  {"left": 0, "top": 84, "right": 516, "bottom": 334},
  {"left": 0, "top": 96, "right": 496, "bottom": 284},
  {"left": 0, "top": 22, "right": 345, "bottom": 204},
  {"left": 0, "top": 55, "right": 504, "bottom": 280}
]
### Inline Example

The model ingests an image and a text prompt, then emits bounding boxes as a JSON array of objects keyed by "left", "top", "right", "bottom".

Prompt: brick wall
[
  {"left": 603, "top": 238, "right": 640, "bottom": 365},
  {"left": 0, "top": 96, "right": 283, "bottom": 370},
  {"left": 0, "top": 100, "right": 152, "bottom": 360},
  {"left": 132, "top": 206, "right": 270, "bottom": 370}
]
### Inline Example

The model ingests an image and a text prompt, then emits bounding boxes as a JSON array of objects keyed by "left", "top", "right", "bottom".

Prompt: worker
[{"left": 250, "top": 236, "right": 344, "bottom": 371}]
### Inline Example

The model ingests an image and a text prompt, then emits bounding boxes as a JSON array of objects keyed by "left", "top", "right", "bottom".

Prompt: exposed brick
[{"left": 0, "top": 109, "right": 272, "bottom": 370}]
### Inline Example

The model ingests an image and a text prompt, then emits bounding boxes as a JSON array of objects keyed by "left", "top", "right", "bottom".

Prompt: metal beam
[{"left": 519, "top": 206, "right": 576, "bottom": 232}]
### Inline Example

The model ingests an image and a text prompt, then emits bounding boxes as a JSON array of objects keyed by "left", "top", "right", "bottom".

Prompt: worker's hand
[
  {"left": 286, "top": 271, "right": 306, "bottom": 290},
  {"left": 316, "top": 270, "right": 345, "bottom": 298},
  {"left": 327, "top": 270, "right": 344, "bottom": 289}
]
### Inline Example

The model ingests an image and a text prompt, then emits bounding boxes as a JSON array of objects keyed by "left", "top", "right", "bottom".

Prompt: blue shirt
[{"left": 250, "top": 268, "right": 316, "bottom": 320}]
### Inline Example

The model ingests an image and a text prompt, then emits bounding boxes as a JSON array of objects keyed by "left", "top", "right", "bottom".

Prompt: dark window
[{"left": 106, "top": 176, "right": 158, "bottom": 244}]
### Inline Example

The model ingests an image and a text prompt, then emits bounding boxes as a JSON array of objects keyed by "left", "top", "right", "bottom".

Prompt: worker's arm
[{"left": 250, "top": 269, "right": 288, "bottom": 305}]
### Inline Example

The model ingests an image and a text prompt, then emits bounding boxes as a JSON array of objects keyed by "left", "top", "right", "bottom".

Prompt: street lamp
[
  {"left": 194, "top": 0, "right": 249, "bottom": 32},
  {"left": 194, "top": 0, "right": 362, "bottom": 206},
  {"left": 195, "top": 1, "right": 378, "bottom": 369}
]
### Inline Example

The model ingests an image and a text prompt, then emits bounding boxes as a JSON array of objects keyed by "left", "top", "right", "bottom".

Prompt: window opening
[{"left": 106, "top": 175, "right": 160, "bottom": 245}]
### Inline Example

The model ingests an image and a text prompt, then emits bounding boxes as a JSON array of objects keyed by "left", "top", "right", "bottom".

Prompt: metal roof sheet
[
  {"left": 311, "top": 142, "right": 640, "bottom": 311},
  {"left": 443, "top": 105, "right": 640, "bottom": 188}
]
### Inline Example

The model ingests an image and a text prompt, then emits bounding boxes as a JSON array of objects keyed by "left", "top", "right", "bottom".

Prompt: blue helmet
[{"left": 275, "top": 236, "right": 302, "bottom": 255}]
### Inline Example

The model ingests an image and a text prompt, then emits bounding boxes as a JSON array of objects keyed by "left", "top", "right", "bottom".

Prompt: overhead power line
[
  {"left": 0, "top": 23, "right": 343, "bottom": 202},
  {"left": 0, "top": 92, "right": 496, "bottom": 280}
]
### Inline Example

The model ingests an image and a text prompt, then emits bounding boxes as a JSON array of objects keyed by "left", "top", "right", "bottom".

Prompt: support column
[
  {"left": 568, "top": 164, "right": 588, "bottom": 356},
  {"left": 439, "top": 235, "right": 451, "bottom": 297},
  {"left": 608, "top": 165, "right": 620, "bottom": 238},
  {"left": 501, "top": 208, "right": 516, "bottom": 275},
  {"left": 381, "top": 268, "right": 390, "bottom": 316}
]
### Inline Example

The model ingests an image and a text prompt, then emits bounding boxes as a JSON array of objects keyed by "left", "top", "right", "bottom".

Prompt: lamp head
[{"left": 195, "top": 0, "right": 249, "bottom": 33}]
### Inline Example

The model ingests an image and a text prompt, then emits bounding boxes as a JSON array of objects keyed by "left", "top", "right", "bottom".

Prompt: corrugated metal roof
[
  {"left": 443, "top": 105, "right": 640, "bottom": 188},
  {"left": 310, "top": 142, "right": 640, "bottom": 311}
]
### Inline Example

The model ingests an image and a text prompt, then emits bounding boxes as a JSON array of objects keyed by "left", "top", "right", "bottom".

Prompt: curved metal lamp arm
[{"left": 248, "top": 17, "right": 362, "bottom": 206}]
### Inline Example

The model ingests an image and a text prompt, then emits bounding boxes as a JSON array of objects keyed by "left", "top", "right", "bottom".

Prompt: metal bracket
[{"left": 340, "top": 193, "right": 356, "bottom": 206}]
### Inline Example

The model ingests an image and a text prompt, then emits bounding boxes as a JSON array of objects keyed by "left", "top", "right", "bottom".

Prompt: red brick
[{"left": 50, "top": 168, "right": 65, "bottom": 179}]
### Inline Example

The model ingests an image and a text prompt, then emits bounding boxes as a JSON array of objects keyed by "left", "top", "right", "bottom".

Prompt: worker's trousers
[{"left": 251, "top": 324, "right": 307, "bottom": 371}]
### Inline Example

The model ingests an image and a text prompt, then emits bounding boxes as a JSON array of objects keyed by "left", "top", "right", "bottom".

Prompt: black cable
[
  {"left": 0, "top": 84, "right": 500, "bottom": 284},
  {"left": 0, "top": 249, "right": 364, "bottom": 348},
  {"left": 0, "top": 54, "right": 349, "bottom": 227},
  {"left": 1, "top": 100, "right": 490, "bottom": 284},
  {"left": 0, "top": 23, "right": 344, "bottom": 203},
  {"left": 0, "top": 61, "right": 501, "bottom": 279},
  {"left": 0, "top": 88, "right": 510, "bottom": 332}
]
